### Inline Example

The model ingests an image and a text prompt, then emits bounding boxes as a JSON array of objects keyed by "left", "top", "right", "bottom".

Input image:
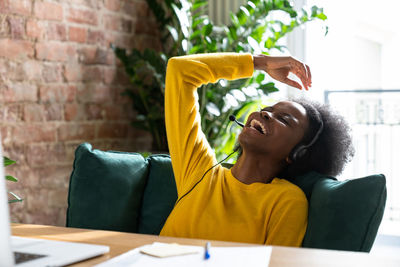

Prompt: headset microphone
[{"left": 229, "top": 115, "right": 244, "bottom": 128}]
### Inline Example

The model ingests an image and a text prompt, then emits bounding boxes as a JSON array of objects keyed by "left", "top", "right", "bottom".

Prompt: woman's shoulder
[{"left": 271, "top": 178, "right": 307, "bottom": 201}]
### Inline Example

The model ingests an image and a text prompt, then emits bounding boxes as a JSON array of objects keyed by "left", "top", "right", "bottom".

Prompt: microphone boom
[{"left": 229, "top": 115, "right": 244, "bottom": 128}]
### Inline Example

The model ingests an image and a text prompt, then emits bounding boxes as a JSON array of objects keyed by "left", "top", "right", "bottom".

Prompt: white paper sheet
[{"left": 95, "top": 242, "right": 272, "bottom": 267}]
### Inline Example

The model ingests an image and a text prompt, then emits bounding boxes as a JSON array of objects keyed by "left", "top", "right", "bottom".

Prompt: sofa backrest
[
  {"left": 67, "top": 143, "right": 149, "bottom": 232},
  {"left": 67, "top": 143, "right": 386, "bottom": 252},
  {"left": 137, "top": 154, "right": 177, "bottom": 234}
]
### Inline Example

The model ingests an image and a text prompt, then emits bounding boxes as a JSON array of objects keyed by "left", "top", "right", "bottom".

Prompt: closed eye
[{"left": 278, "top": 115, "right": 289, "bottom": 125}]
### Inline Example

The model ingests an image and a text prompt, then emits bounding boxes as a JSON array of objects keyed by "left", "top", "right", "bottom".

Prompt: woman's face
[{"left": 238, "top": 101, "right": 309, "bottom": 161}]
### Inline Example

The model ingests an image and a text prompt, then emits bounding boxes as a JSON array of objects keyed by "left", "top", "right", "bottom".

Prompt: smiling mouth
[{"left": 250, "top": 119, "right": 266, "bottom": 134}]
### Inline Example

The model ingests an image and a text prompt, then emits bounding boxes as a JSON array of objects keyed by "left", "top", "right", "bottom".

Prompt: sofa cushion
[
  {"left": 302, "top": 174, "right": 387, "bottom": 252},
  {"left": 290, "top": 171, "right": 337, "bottom": 201},
  {"left": 138, "top": 154, "right": 178, "bottom": 235},
  {"left": 66, "top": 143, "right": 149, "bottom": 233}
]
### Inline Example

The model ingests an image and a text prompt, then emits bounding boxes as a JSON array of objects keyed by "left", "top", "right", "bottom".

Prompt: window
[{"left": 305, "top": 0, "right": 400, "bottom": 235}]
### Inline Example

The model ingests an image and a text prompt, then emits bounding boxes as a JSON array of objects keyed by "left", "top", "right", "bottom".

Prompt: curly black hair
[
  {"left": 279, "top": 98, "right": 355, "bottom": 178},
  {"left": 236, "top": 98, "right": 355, "bottom": 178}
]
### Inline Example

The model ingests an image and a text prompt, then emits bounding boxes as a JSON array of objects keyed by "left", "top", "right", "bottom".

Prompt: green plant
[
  {"left": 113, "top": 0, "right": 327, "bottom": 156},
  {"left": 4, "top": 156, "right": 22, "bottom": 204}
]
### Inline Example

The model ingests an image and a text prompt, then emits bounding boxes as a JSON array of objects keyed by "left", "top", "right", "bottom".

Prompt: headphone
[
  {"left": 289, "top": 109, "right": 324, "bottom": 162},
  {"left": 230, "top": 112, "right": 324, "bottom": 162},
  {"left": 174, "top": 112, "right": 323, "bottom": 206}
]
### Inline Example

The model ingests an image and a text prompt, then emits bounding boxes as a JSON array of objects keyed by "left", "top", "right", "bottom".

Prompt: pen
[{"left": 204, "top": 242, "right": 211, "bottom": 260}]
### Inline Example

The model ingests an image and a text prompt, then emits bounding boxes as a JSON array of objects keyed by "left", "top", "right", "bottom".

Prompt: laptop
[{"left": 0, "top": 142, "right": 109, "bottom": 267}]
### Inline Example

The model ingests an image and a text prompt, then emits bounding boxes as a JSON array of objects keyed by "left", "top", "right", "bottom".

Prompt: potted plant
[
  {"left": 3, "top": 156, "right": 22, "bottom": 203},
  {"left": 113, "top": 0, "right": 327, "bottom": 157}
]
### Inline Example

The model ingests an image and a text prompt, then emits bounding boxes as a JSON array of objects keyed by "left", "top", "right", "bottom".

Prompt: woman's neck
[{"left": 231, "top": 151, "right": 284, "bottom": 184}]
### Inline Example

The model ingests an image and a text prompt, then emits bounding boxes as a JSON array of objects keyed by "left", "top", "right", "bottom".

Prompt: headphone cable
[{"left": 174, "top": 149, "right": 238, "bottom": 207}]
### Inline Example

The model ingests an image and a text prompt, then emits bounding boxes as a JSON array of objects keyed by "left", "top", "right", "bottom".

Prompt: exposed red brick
[
  {"left": 34, "top": 165, "right": 71, "bottom": 188},
  {"left": 48, "top": 189, "right": 68, "bottom": 208},
  {"left": 68, "top": 0, "right": 98, "bottom": 8},
  {"left": 68, "top": 26, "right": 86, "bottom": 43},
  {"left": 35, "top": 42, "right": 76, "bottom": 62},
  {"left": 104, "top": 15, "right": 132, "bottom": 33},
  {"left": 87, "top": 29, "right": 105, "bottom": 45},
  {"left": 7, "top": 16, "right": 25, "bottom": 39},
  {"left": 26, "top": 143, "right": 66, "bottom": 166},
  {"left": 26, "top": 19, "right": 43, "bottom": 40},
  {"left": 22, "top": 60, "right": 42, "bottom": 81},
  {"left": 58, "top": 123, "right": 96, "bottom": 141},
  {"left": 0, "top": 39, "right": 34, "bottom": 60},
  {"left": 136, "top": 34, "right": 161, "bottom": 51},
  {"left": 1, "top": 127, "right": 12, "bottom": 147},
  {"left": 64, "top": 102, "right": 77, "bottom": 121},
  {"left": 34, "top": 1, "right": 63, "bottom": 21},
  {"left": 12, "top": 124, "right": 57, "bottom": 143},
  {"left": 1, "top": 104, "right": 22, "bottom": 122},
  {"left": 0, "top": 60, "right": 24, "bottom": 81},
  {"left": 85, "top": 103, "right": 105, "bottom": 120},
  {"left": 78, "top": 46, "right": 111, "bottom": 65},
  {"left": 103, "top": 67, "right": 116, "bottom": 84},
  {"left": 44, "top": 103, "right": 63, "bottom": 121},
  {"left": 1, "top": 0, "right": 160, "bottom": 227},
  {"left": 63, "top": 63, "right": 82, "bottom": 82},
  {"left": 135, "top": 19, "right": 158, "bottom": 35},
  {"left": 40, "top": 85, "right": 76, "bottom": 103},
  {"left": 2, "top": 0, "right": 32, "bottom": 16},
  {"left": 123, "top": 1, "right": 149, "bottom": 17},
  {"left": 97, "top": 122, "right": 128, "bottom": 138},
  {"left": 67, "top": 8, "right": 98, "bottom": 25},
  {"left": 25, "top": 188, "right": 48, "bottom": 211},
  {"left": 46, "top": 23, "right": 67, "bottom": 41},
  {"left": 0, "top": 82, "right": 37, "bottom": 103},
  {"left": 76, "top": 83, "right": 112, "bottom": 103},
  {"left": 64, "top": 102, "right": 85, "bottom": 121},
  {"left": 104, "top": 0, "right": 120, "bottom": 11},
  {"left": 103, "top": 14, "right": 120, "bottom": 31},
  {"left": 81, "top": 65, "right": 103, "bottom": 82},
  {"left": 106, "top": 32, "right": 133, "bottom": 49},
  {"left": 23, "top": 103, "right": 46, "bottom": 122},
  {"left": 42, "top": 63, "right": 63, "bottom": 82},
  {"left": 0, "top": 14, "right": 10, "bottom": 36},
  {"left": 104, "top": 104, "right": 124, "bottom": 120}
]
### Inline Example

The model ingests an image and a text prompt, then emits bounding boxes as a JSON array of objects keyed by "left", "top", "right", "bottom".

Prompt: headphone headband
[{"left": 290, "top": 108, "right": 324, "bottom": 162}]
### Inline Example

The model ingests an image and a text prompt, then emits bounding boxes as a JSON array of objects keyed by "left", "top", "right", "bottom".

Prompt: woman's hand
[{"left": 253, "top": 54, "right": 311, "bottom": 90}]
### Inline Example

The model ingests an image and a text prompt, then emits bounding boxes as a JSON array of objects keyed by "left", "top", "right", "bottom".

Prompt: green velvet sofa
[{"left": 66, "top": 143, "right": 387, "bottom": 252}]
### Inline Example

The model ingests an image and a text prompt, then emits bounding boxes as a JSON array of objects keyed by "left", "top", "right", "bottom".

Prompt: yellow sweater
[{"left": 160, "top": 53, "right": 308, "bottom": 246}]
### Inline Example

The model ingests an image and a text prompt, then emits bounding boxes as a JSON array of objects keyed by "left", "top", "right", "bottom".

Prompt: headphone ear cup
[
  {"left": 295, "top": 147, "right": 307, "bottom": 160},
  {"left": 290, "top": 145, "right": 307, "bottom": 162}
]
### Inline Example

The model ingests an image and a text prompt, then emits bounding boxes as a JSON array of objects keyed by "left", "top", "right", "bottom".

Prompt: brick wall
[{"left": 0, "top": 0, "right": 159, "bottom": 226}]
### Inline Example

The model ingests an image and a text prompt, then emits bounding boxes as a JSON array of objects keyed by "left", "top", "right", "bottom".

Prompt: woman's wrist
[{"left": 253, "top": 54, "right": 268, "bottom": 70}]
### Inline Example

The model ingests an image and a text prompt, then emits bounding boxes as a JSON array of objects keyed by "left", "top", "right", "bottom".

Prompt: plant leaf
[
  {"left": 6, "top": 175, "right": 18, "bottom": 182},
  {"left": 3, "top": 157, "right": 16, "bottom": 166},
  {"left": 8, "top": 191, "right": 23, "bottom": 203},
  {"left": 166, "top": 25, "right": 179, "bottom": 42}
]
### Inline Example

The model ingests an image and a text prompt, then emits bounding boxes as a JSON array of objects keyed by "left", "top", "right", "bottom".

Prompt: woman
[{"left": 159, "top": 53, "right": 353, "bottom": 246}]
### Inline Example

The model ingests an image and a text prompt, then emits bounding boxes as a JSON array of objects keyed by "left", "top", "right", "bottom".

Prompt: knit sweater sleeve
[{"left": 164, "top": 53, "right": 254, "bottom": 195}]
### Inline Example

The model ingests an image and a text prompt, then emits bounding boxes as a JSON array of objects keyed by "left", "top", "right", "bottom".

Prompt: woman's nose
[{"left": 261, "top": 110, "right": 271, "bottom": 120}]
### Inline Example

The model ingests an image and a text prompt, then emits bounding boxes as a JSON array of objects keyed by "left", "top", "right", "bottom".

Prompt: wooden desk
[{"left": 12, "top": 224, "right": 400, "bottom": 267}]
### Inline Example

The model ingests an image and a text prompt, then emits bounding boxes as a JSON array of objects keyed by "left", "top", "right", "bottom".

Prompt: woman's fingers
[
  {"left": 288, "top": 58, "right": 311, "bottom": 90},
  {"left": 266, "top": 56, "right": 311, "bottom": 90},
  {"left": 282, "top": 77, "right": 302, "bottom": 90},
  {"left": 292, "top": 68, "right": 309, "bottom": 90},
  {"left": 306, "top": 64, "right": 312, "bottom": 86}
]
